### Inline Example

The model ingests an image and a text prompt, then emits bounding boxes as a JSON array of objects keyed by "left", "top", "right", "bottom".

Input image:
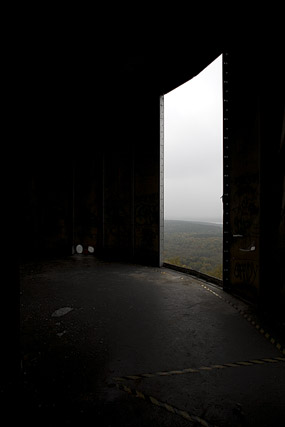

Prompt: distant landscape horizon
[
  {"left": 163, "top": 219, "right": 223, "bottom": 278},
  {"left": 164, "top": 218, "right": 223, "bottom": 225}
]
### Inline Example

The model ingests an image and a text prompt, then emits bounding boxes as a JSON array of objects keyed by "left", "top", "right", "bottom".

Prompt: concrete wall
[
  {"left": 20, "top": 63, "right": 161, "bottom": 265},
  {"left": 97, "top": 89, "right": 160, "bottom": 265},
  {"left": 225, "top": 51, "right": 261, "bottom": 301},
  {"left": 259, "top": 70, "right": 285, "bottom": 313},
  {"left": 73, "top": 153, "right": 103, "bottom": 253},
  {"left": 225, "top": 50, "right": 285, "bottom": 314},
  {"left": 20, "top": 154, "right": 73, "bottom": 258}
]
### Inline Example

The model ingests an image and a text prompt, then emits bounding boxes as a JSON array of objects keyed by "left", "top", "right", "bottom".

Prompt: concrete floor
[{"left": 20, "top": 256, "right": 285, "bottom": 426}]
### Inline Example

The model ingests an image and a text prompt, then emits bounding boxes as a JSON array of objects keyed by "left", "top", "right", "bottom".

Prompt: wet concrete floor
[{"left": 20, "top": 256, "right": 285, "bottom": 426}]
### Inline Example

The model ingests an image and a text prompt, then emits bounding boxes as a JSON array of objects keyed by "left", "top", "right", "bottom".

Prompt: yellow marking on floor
[
  {"left": 164, "top": 403, "right": 175, "bottom": 413},
  {"left": 112, "top": 356, "right": 285, "bottom": 385},
  {"left": 194, "top": 278, "right": 285, "bottom": 357},
  {"left": 224, "top": 363, "right": 239, "bottom": 368},
  {"left": 113, "top": 353, "right": 285, "bottom": 427},
  {"left": 236, "top": 361, "right": 253, "bottom": 366},
  {"left": 115, "top": 381, "right": 217, "bottom": 426},
  {"left": 178, "top": 410, "right": 193, "bottom": 421},
  {"left": 156, "top": 371, "right": 172, "bottom": 376},
  {"left": 149, "top": 396, "right": 159, "bottom": 406},
  {"left": 198, "top": 417, "right": 211, "bottom": 427}
]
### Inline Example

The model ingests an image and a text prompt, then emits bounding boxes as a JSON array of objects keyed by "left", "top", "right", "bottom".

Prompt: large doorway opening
[{"left": 163, "top": 54, "right": 223, "bottom": 279}]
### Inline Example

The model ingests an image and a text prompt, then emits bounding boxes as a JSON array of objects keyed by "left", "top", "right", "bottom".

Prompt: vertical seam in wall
[
  {"left": 159, "top": 95, "right": 164, "bottom": 267},
  {"left": 132, "top": 144, "right": 135, "bottom": 259},
  {"left": 223, "top": 52, "right": 230, "bottom": 289},
  {"left": 102, "top": 152, "right": 105, "bottom": 249},
  {"left": 72, "top": 162, "right": 75, "bottom": 253},
  {"left": 257, "top": 88, "right": 262, "bottom": 300}
]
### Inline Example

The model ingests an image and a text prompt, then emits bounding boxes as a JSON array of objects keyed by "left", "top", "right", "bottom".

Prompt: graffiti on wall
[
  {"left": 232, "top": 173, "right": 259, "bottom": 236},
  {"left": 135, "top": 195, "right": 158, "bottom": 226},
  {"left": 230, "top": 173, "right": 260, "bottom": 290},
  {"left": 233, "top": 261, "right": 258, "bottom": 286}
]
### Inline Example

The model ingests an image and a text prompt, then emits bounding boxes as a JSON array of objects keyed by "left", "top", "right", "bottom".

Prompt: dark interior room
[{"left": 14, "top": 33, "right": 285, "bottom": 426}]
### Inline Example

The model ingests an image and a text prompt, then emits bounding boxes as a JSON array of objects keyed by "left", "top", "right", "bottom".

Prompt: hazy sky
[{"left": 164, "top": 54, "right": 223, "bottom": 223}]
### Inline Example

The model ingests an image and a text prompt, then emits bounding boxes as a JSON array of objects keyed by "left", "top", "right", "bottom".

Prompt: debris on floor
[{"left": 51, "top": 307, "right": 73, "bottom": 317}]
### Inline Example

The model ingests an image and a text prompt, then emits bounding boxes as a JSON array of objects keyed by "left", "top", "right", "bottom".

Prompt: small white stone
[
  {"left": 57, "top": 331, "right": 67, "bottom": 337},
  {"left": 52, "top": 307, "right": 73, "bottom": 317}
]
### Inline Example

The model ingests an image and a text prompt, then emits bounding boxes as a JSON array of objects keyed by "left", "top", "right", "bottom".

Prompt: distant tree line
[{"left": 164, "top": 220, "right": 223, "bottom": 279}]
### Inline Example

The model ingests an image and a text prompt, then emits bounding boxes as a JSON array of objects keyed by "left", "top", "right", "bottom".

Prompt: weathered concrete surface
[{"left": 20, "top": 256, "right": 285, "bottom": 426}]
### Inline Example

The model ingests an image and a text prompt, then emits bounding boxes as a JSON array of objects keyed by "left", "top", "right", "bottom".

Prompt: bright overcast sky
[{"left": 164, "top": 54, "right": 223, "bottom": 224}]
